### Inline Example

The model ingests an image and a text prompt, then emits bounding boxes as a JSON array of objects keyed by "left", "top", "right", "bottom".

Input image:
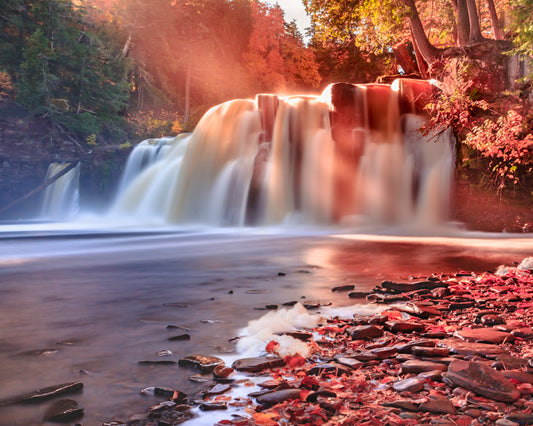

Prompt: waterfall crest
[{"left": 111, "top": 79, "right": 455, "bottom": 228}]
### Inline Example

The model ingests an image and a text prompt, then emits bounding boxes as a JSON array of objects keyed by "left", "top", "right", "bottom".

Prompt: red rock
[
  {"left": 419, "top": 397, "right": 455, "bottom": 414},
  {"left": 256, "top": 388, "right": 301, "bottom": 405},
  {"left": 386, "top": 321, "right": 426, "bottom": 333},
  {"left": 401, "top": 360, "right": 447, "bottom": 374},
  {"left": 438, "top": 338, "right": 508, "bottom": 357},
  {"left": 411, "top": 346, "right": 449, "bottom": 357},
  {"left": 232, "top": 356, "right": 285, "bottom": 373},
  {"left": 392, "top": 378, "right": 424, "bottom": 393},
  {"left": 511, "top": 327, "right": 533, "bottom": 339},
  {"left": 179, "top": 355, "right": 224, "bottom": 372},
  {"left": 347, "top": 325, "right": 384, "bottom": 340},
  {"left": 444, "top": 360, "right": 520, "bottom": 402},
  {"left": 454, "top": 328, "right": 512, "bottom": 344}
]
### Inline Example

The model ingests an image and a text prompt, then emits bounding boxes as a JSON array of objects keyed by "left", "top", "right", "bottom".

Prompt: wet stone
[
  {"left": 351, "top": 351, "right": 379, "bottom": 361},
  {"left": 331, "top": 284, "right": 355, "bottom": 292},
  {"left": 43, "top": 399, "right": 83, "bottom": 422},
  {"left": 444, "top": 360, "right": 520, "bottom": 402},
  {"left": 256, "top": 388, "right": 301, "bottom": 405},
  {"left": 178, "top": 355, "right": 224, "bottom": 372},
  {"left": 138, "top": 360, "right": 177, "bottom": 365},
  {"left": 347, "top": 325, "right": 384, "bottom": 340},
  {"left": 232, "top": 356, "right": 285, "bottom": 373},
  {"left": 501, "top": 370, "right": 533, "bottom": 384},
  {"left": 168, "top": 333, "right": 191, "bottom": 341},
  {"left": 386, "top": 321, "right": 426, "bottom": 333},
  {"left": 454, "top": 328, "right": 512, "bottom": 344},
  {"left": 205, "top": 384, "right": 231, "bottom": 396},
  {"left": 493, "top": 355, "right": 528, "bottom": 370},
  {"left": 511, "top": 327, "right": 533, "bottom": 339},
  {"left": 496, "top": 420, "right": 520, "bottom": 426},
  {"left": 213, "top": 365, "right": 234, "bottom": 379},
  {"left": 480, "top": 314, "right": 505, "bottom": 326},
  {"left": 411, "top": 346, "right": 449, "bottom": 357},
  {"left": 505, "top": 413, "right": 533, "bottom": 425},
  {"left": 370, "top": 346, "right": 397, "bottom": 359},
  {"left": 149, "top": 400, "right": 176, "bottom": 413},
  {"left": 282, "top": 331, "right": 313, "bottom": 341},
  {"left": 0, "top": 382, "right": 83, "bottom": 406},
  {"left": 396, "top": 302, "right": 442, "bottom": 318},
  {"left": 305, "top": 390, "right": 336, "bottom": 403},
  {"left": 199, "top": 402, "right": 227, "bottom": 411},
  {"left": 392, "top": 378, "right": 424, "bottom": 393},
  {"left": 382, "top": 399, "right": 420, "bottom": 411},
  {"left": 395, "top": 339, "right": 435, "bottom": 353},
  {"left": 401, "top": 360, "right": 447, "bottom": 374},
  {"left": 438, "top": 338, "right": 508, "bottom": 357},
  {"left": 317, "top": 396, "right": 343, "bottom": 412},
  {"left": 335, "top": 356, "right": 364, "bottom": 370},
  {"left": 419, "top": 397, "right": 455, "bottom": 414},
  {"left": 417, "top": 370, "right": 443, "bottom": 381}
]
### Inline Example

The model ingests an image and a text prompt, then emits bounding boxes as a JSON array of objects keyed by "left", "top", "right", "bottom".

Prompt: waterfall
[
  {"left": 111, "top": 78, "right": 456, "bottom": 228},
  {"left": 41, "top": 162, "right": 80, "bottom": 220}
]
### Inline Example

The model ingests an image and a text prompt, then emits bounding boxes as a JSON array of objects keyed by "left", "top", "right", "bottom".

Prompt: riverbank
[{"left": 105, "top": 257, "right": 533, "bottom": 426}]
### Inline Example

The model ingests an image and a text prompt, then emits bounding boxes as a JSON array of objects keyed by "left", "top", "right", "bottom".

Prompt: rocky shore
[
  {"left": 2, "top": 258, "right": 533, "bottom": 425},
  {"left": 92, "top": 258, "right": 533, "bottom": 426}
]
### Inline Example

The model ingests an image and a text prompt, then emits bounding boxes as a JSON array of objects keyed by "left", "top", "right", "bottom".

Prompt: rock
[
  {"left": 379, "top": 280, "right": 446, "bottom": 293},
  {"left": 331, "top": 284, "right": 355, "bottom": 292},
  {"left": 392, "top": 378, "right": 424, "bottom": 393},
  {"left": 178, "top": 355, "right": 224, "bottom": 372},
  {"left": 386, "top": 321, "right": 426, "bottom": 333},
  {"left": 370, "top": 346, "right": 397, "bottom": 359},
  {"left": 454, "top": 328, "right": 512, "bottom": 344},
  {"left": 168, "top": 333, "right": 191, "bottom": 341},
  {"left": 335, "top": 356, "right": 364, "bottom": 370},
  {"left": 505, "top": 413, "right": 533, "bottom": 425},
  {"left": 307, "top": 362, "right": 353, "bottom": 377},
  {"left": 419, "top": 397, "right": 455, "bottom": 414},
  {"left": 501, "top": 370, "right": 533, "bottom": 384},
  {"left": 511, "top": 327, "right": 533, "bottom": 339},
  {"left": 381, "top": 399, "right": 420, "bottom": 411},
  {"left": 350, "top": 351, "right": 379, "bottom": 361},
  {"left": 347, "top": 325, "right": 384, "bottom": 340},
  {"left": 317, "top": 395, "right": 343, "bottom": 412},
  {"left": 395, "top": 302, "right": 442, "bottom": 318},
  {"left": 411, "top": 346, "right": 449, "bottom": 357},
  {"left": 0, "top": 382, "right": 83, "bottom": 406},
  {"left": 281, "top": 331, "right": 313, "bottom": 341},
  {"left": 348, "top": 291, "right": 369, "bottom": 298},
  {"left": 256, "top": 389, "right": 301, "bottom": 405},
  {"left": 138, "top": 360, "right": 177, "bottom": 365},
  {"left": 417, "top": 370, "right": 443, "bottom": 381},
  {"left": 443, "top": 360, "right": 520, "bottom": 402},
  {"left": 438, "top": 338, "right": 508, "bottom": 357},
  {"left": 401, "top": 360, "right": 447, "bottom": 374},
  {"left": 496, "top": 420, "right": 520, "bottom": 426},
  {"left": 199, "top": 402, "right": 227, "bottom": 411},
  {"left": 395, "top": 339, "right": 435, "bottom": 353},
  {"left": 232, "top": 356, "right": 285, "bottom": 373},
  {"left": 213, "top": 365, "right": 234, "bottom": 379},
  {"left": 149, "top": 400, "right": 176, "bottom": 413},
  {"left": 480, "top": 314, "right": 505, "bottom": 326},
  {"left": 493, "top": 355, "right": 528, "bottom": 370},
  {"left": 43, "top": 399, "right": 83, "bottom": 422},
  {"left": 205, "top": 384, "right": 231, "bottom": 396},
  {"left": 305, "top": 390, "right": 336, "bottom": 403}
]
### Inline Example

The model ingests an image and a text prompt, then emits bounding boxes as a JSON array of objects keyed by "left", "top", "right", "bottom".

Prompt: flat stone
[
  {"left": 256, "top": 388, "right": 301, "bottom": 405},
  {"left": 395, "top": 302, "right": 442, "bottom": 318},
  {"left": 386, "top": 321, "right": 426, "bottom": 333},
  {"left": 43, "top": 399, "right": 83, "bottom": 422},
  {"left": 282, "top": 331, "right": 313, "bottom": 341},
  {"left": 331, "top": 285, "right": 355, "bottom": 292},
  {"left": 380, "top": 280, "right": 445, "bottom": 293},
  {"left": 205, "top": 384, "right": 231, "bottom": 396},
  {"left": 443, "top": 360, "right": 520, "bottom": 402},
  {"left": 438, "top": 338, "right": 508, "bottom": 357},
  {"left": 454, "top": 328, "right": 512, "bottom": 344},
  {"left": 350, "top": 351, "right": 378, "bottom": 361},
  {"left": 168, "top": 334, "right": 191, "bottom": 341},
  {"left": 395, "top": 339, "right": 435, "bottom": 353},
  {"left": 493, "top": 355, "right": 528, "bottom": 370},
  {"left": 392, "top": 378, "right": 424, "bottom": 393},
  {"left": 179, "top": 355, "right": 224, "bottom": 372},
  {"left": 199, "top": 402, "right": 227, "bottom": 411},
  {"left": 501, "top": 370, "right": 533, "bottom": 385},
  {"left": 317, "top": 396, "right": 343, "bottom": 412},
  {"left": 370, "top": 346, "right": 397, "bottom": 359},
  {"left": 511, "top": 327, "right": 533, "bottom": 339},
  {"left": 213, "top": 365, "right": 234, "bottom": 379},
  {"left": 505, "top": 413, "right": 533, "bottom": 425},
  {"left": 307, "top": 362, "right": 353, "bottom": 377},
  {"left": 480, "top": 314, "right": 505, "bottom": 326},
  {"left": 417, "top": 370, "right": 443, "bottom": 381},
  {"left": 0, "top": 382, "right": 83, "bottom": 406},
  {"left": 232, "top": 356, "right": 285, "bottom": 373},
  {"left": 335, "top": 356, "right": 363, "bottom": 370},
  {"left": 419, "top": 397, "right": 455, "bottom": 414},
  {"left": 411, "top": 346, "right": 449, "bottom": 357},
  {"left": 381, "top": 399, "right": 420, "bottom": 411},
  {"left": 401, "top": 360, "right": 447, "bottom": 374},
  {"left": 347, "top": 325, "right": 384, "bottom": 340}
]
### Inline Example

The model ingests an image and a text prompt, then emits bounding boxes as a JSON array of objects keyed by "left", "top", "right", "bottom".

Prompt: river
[{"left": 0, "top": 222, "right": 532, "bottom": 424}]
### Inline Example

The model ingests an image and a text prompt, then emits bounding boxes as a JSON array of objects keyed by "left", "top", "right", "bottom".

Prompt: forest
[{"left": 0, "top": 0, "right": 531, "bottom": 196}]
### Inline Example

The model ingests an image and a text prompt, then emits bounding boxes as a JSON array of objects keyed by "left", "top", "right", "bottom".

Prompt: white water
[
  {"left": 40, "top": 162, "right": 80, "bottom": 220},
  {"left": 111, "top": 79, "right": 455, "bottom": 229}
]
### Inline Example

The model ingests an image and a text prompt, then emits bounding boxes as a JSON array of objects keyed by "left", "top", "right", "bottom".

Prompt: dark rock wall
[{"left": 0, "top": 102, "right": 130, "bottom": 220}]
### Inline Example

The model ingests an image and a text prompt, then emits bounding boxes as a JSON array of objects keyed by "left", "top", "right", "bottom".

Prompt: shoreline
[{"left": 103, "top": 258, "right": 533, "bottom": 425}]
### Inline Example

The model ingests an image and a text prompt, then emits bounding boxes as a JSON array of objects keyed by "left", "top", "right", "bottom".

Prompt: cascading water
[
  {"left": 111, "top": 78, "right": 455, "bottom": 228},
  {"left": 41, "top": 162, "right": 80, "bottom": 220}
]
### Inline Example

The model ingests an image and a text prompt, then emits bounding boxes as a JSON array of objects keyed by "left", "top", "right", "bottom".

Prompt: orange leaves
[
  {"left": 265, "top": 340, "right": 280, "bottom": 354},
  {"left": 284, "top": 354, "right": 306, "bottom": 369},
  {"left": 252, "top": 412, "right": 280, "bottom": 426}
]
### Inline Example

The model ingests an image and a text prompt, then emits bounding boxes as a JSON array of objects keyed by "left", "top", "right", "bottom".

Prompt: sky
[{"left": 272, "top": 0, "right": 311, "bottom": 37}]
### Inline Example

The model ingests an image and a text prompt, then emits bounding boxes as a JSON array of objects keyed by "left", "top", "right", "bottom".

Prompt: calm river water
[{"left": 0, "top": 223, "right": 532, "bottom": 425}]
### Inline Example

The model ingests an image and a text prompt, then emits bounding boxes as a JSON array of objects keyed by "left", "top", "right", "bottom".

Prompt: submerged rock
[
  {"left": 178, "top": 355, "right": 224, "bottom": 372},
  {"left": 43, "top": 399, "right": 83, "bottom": 422},
  {"left": 0, "top": 382, "right": 83, "bottom": 406}
]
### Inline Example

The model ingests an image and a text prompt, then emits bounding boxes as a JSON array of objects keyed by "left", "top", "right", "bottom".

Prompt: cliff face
[{"left": 0, "top": 102, "right": 129, "bottom": 219}]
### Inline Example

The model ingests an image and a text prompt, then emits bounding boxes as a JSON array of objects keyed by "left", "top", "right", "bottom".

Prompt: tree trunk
[
  {"left": 452, "top": 0, "right": 470, "bottom": 46},
  {"left": 486, "top": 0, "right": 503, "bottom": 40},
  {"left": 466, "top": 0, "right": 483, "bottom": 42},
  {"left": 411, "top": 29, "right": 429, "bottom": 78},
  {"left": 402, "top": 0, "right": 440, "bottom": 64},
  {"left": 184, "top": 63, "right": 192, "bottom": 124},
  {"left": 392, "top": 42, "right": 418, "bottom": 75}
]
